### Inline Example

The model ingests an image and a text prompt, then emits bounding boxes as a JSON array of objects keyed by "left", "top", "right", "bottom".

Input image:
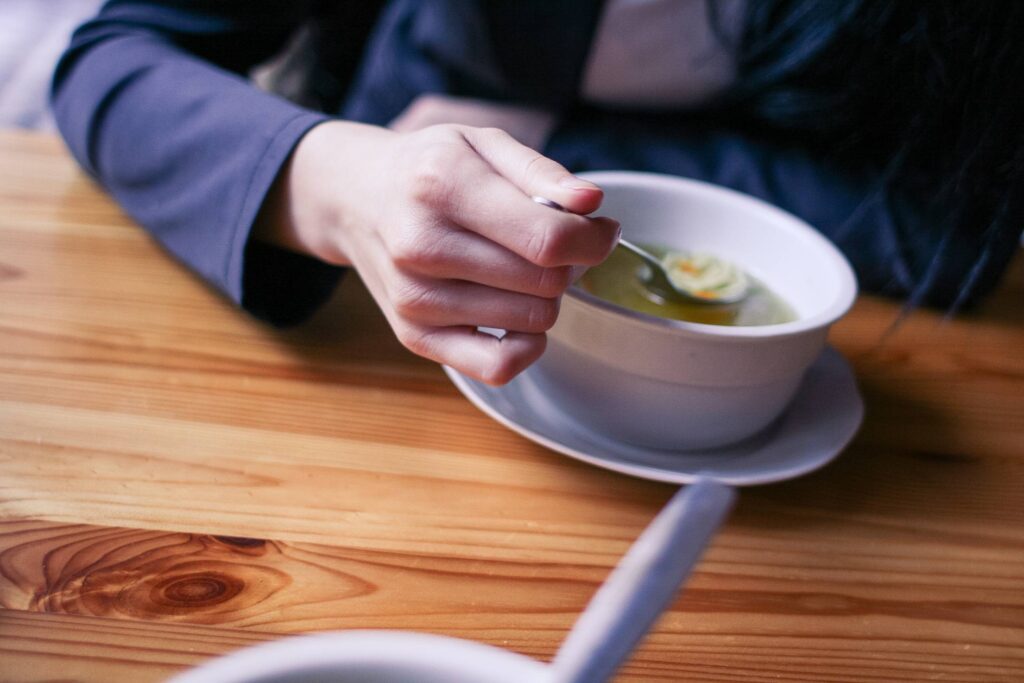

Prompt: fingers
[
  {"left": 390, "top": 224, "right": 573, "bottom": 297},
  {"left": 462, "top": 126, "right": 604, "bottom": 215},
  {"left": 389, "top": 276, "right": 560, "bottom": 333},
  {"left": 432, "top": 153, "right": 620, "bottom": 268},
  {"left": 397, "top": 326, "right": 547, "bottom": 387},
  {"left": 353, "top": 232, "right": 556, "bottom": 385},
  {"left": 373, "top": 233, "right": 563, "bottom": 334},
  {"left": 392, "top": 124, "right": 619, "bottom": 269}
]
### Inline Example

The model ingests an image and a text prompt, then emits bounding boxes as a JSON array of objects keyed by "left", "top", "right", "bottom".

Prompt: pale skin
[{"left": 256, "top": 96, "right": 620, "bottom": 386}]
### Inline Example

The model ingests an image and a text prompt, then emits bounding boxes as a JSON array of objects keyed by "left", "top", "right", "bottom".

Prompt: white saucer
[{"left": 444, "top": 347, "right": 863, "bottom": 486}]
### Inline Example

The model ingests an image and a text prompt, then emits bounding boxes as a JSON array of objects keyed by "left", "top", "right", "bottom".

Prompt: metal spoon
[{"left": 531, "top": 196, "right": 749, "bottom": 305}]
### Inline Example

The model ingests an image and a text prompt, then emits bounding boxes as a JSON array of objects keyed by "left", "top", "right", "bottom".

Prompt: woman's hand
[{"left": 257, "top": 120, "right": 619, "bottom": 385}]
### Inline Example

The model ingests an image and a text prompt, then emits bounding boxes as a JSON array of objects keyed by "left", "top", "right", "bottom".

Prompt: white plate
[{"left": 444, "top": 347, "right": 863, "bottom": 486}]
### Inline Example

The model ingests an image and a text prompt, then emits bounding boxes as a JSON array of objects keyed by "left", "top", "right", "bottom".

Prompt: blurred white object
[
  {"left": 166, "top": 631, "right": 548, "bottom": 683},
  {"left": 550, "top": 478, "right": 735, "bottom": 683},
  {"left": 0, "top": 0, "right": 103, "bottom": 129}
]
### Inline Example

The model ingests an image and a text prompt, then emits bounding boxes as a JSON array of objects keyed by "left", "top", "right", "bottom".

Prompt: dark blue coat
[{"left": 51, "top": 0, "right": 1011, "bottom": 325}]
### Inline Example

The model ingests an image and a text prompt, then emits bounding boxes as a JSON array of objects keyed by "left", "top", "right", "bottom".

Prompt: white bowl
[
  {"left": 532, "top": 171, "right": 858, "bottom": 450},
  {"left": 167, "top": 631, "right": 550, "bottom": 683}
]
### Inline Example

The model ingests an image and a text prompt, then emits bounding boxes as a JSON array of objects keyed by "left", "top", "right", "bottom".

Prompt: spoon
[
  {"left": 549, "top": 478, "right": 736, "bottom": 683},
  {"left": 531, "top": 196, "right": 749, "bottom": 305}
]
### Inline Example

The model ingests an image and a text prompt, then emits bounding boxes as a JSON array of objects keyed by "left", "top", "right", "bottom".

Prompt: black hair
[{"left": 717, "top": 0, "right": 1024, "bottom": 310}]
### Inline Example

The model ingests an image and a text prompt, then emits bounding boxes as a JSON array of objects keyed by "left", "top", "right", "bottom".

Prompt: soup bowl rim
[{"left": 570, "top": 171, "right": 858, "bottom": 340}]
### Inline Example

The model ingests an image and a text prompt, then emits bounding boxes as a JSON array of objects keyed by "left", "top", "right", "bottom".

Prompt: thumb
[{"left": 463, "top": 126, "right": 604, "bottom": 215}]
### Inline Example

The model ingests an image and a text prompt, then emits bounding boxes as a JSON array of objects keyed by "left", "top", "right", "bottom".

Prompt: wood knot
[
  {"left": 28, "top": 532, "right": 293, "bottom": 623},
  {"left": 214, "top": 535, "right": 266, "bottom": 549},
  {"left": 153, "top": 571, "right": 243, "bottom": 608},
  {"left": 104, "top": 560, "right": 291, "bottom": 621},
  {"left": 16, "top": 528, "right": 373, "bottom": 627}
]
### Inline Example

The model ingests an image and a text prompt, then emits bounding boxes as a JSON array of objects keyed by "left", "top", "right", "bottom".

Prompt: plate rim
[{"left": 444, "top": 347, "right": 864, "bottom": 486}]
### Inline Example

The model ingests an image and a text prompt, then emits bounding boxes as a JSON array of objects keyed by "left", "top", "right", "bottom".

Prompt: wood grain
[
  {"left": 6, "top": 607, "right": 1021, "bottom": 683},
  {"left": 1, "top": 128, "right": 1023, "bottom": 681},
  {"left": 0, "top": 609, "right": 272, "bottom": 683}
]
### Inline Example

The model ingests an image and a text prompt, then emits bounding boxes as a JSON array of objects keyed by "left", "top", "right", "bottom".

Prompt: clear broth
[{"left": 578, "top": 246, "right": 797, "bottom": 326}]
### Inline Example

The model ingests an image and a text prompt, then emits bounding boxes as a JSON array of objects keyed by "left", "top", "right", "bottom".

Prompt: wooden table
[{"left": 1, "top": 129, "right": 1022, "bottom": 682}]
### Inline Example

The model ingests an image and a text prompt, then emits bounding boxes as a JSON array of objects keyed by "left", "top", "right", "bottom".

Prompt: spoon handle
[
  {"left": 550, "top": 478, "right": 736, "bottom": 683},
  {"left": 614, "top": 237, "right": 663, "bottom": 270}
]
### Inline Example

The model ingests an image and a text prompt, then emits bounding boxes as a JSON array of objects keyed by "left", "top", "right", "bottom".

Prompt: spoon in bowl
[{"left": 532, "top": 196, "right": 749, "bottom": 305}]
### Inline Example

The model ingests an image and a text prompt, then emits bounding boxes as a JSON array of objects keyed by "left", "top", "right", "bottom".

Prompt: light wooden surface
[{"left": 0, "top": 129, "right": 1022, "bottom": 682}]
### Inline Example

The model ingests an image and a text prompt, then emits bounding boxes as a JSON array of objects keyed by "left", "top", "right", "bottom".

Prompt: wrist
[{"left": 252, "top": 120, "right": 394, "bottom": 266}]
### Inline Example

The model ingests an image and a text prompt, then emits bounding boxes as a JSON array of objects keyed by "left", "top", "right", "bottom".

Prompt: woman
[{"left": 52, "top": 0, "right": 1024, "bottom": 384}]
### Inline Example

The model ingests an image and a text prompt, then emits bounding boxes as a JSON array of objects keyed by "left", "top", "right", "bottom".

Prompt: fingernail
[{"left": 559, "top": 175, "right": 600, "bottom": 191}]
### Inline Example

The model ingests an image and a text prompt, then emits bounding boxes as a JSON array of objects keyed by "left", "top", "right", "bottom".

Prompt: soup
[{"left": 578, "top": 245, "right": 797, "bottom": 326}]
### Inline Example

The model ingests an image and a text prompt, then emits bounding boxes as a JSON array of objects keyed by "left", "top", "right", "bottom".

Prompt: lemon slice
[{"left": 660, "top": 251, "right": 749, "bottom": 303}]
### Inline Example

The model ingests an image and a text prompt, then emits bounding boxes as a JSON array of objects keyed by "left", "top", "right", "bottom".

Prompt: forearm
[
  {"left": 50, "top": 2, "right": 353, "bottom": 325},
  {"left": 56, "top": 34, "right": 325, "bottom": 286}
]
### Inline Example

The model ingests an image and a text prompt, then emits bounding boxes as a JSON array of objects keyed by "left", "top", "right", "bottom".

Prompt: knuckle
[
  {"left": 434, "top": 122, "right": 468, "bottom": 138},
  {"left": 478, "top": 126, "right": 509, "bottom": 142},
  {"left": 416, "top": 122, "right": 465, "bottom": 143},
  {"left": 388, "top": 225, "right": 425, "bottom": 269},
  {"left": 481, "top": 351, "right": 519, "bottom": 386},
  {"left": 521, "top": 153, "right": 547, "bottom": 184},
  {"left": 408, "top": 145, "right": 458, "bottom": 207},
  {"left": 524, "top": 223, "right": 553, "bottom": 266},
  {"left": 395, "top": 324, "right": 432, "bottom": 357},
  {"left": 536, "top": 266, "right": 572, "bottom": 297},
  {"left": 527, "top": 219, "right": 569, "bottom": 267},
  {"left": 525, "top": 299, "right": 559, "bottom": 332},
  {"left": 480, "top": 333, "right": 546, "bottom": 386},
  {"left": 408, "top": 164, "right": 446, "bottom": 207},
  {"left": 391, "top": 279, "right": 436, "bottom": 319},
  {"left": 390, "top": 223, "right": 446, "bottom": 272},
  {"left": 409, "top": 238, "right": 446, "bottom": 272}
]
